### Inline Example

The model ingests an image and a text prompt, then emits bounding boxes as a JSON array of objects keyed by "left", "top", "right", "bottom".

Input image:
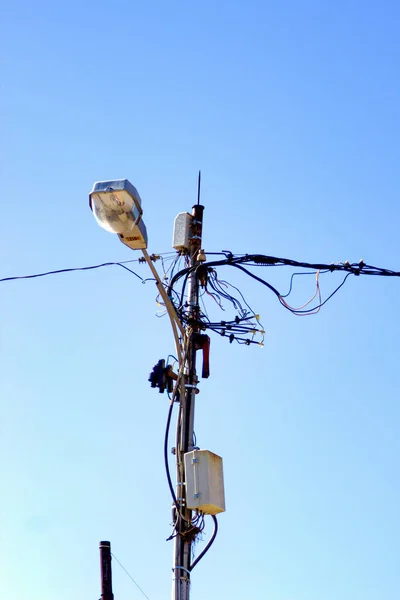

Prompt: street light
[
  {"left": 89, "top": 179, "right": 148, "bottom": 250},
  {"left": 89, "top": 177, "right": 223, "bottom": 600}
]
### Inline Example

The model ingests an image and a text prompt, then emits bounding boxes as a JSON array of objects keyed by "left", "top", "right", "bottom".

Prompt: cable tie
[{"left": 174, "top": 566, "right": 191, "bottom": 575}]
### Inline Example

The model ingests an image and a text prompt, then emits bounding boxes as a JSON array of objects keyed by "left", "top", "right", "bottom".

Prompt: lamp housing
[{"left": 89, "top": 179, "right": 148, "bottom": 249}]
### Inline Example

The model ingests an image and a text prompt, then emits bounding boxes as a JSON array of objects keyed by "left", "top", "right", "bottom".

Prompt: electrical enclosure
[
  {"left": 184, "top": 450, "right": 225, "bottom": 515},
  {"left": 173, "top": 212, "right": 192, "bottom": 252}
]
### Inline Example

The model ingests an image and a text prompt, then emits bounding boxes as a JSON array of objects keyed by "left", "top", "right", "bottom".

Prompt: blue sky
[{"left": 2, "top": 1, "right": 400, "bottom": 599}]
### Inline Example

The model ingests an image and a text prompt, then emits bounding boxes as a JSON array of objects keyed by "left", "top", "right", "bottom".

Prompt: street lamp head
[{"left": 89, "top": 179, "right": 148, "bottom": 250}]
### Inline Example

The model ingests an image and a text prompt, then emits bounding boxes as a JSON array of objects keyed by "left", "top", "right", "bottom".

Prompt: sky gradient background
[{"left": 2, "top": 1, "right": 400, "bottom": 599}]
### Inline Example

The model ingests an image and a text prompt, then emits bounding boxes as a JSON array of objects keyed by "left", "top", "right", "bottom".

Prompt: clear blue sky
[{"left": 2, "top": 1, "right": 400, "bottom": 599}]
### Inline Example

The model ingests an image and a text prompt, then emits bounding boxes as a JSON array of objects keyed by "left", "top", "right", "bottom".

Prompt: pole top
[{"left": 99, "top": 541, "right": 111, "bottom": 548}]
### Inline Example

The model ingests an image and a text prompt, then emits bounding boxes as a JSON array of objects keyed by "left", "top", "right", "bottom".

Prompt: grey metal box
[{"left": 173, "top": 212, "right": 192, "bottom": 252}]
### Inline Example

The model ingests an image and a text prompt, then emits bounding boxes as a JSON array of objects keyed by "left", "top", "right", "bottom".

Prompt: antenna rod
[
  {"left": 99, "top": 541, "right": 114, "bottom": 600},
  {"left": 197, "top": 170, "right": 201, "bottom": 205}
]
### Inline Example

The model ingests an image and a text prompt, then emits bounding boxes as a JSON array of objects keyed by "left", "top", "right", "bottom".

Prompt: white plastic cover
[{"left": 184, "top": 450, "right": 225, "bottom": 515}]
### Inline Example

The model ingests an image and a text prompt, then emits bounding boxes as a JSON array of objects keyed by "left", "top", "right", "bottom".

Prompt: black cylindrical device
[{"left": 99, "top": 541, "right": 114, "bottom": 600}]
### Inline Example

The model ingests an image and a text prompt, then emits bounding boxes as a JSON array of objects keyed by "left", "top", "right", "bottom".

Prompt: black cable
[
  {"left": 233, "top": 254, "right": 400, "bottom": 277},
  {"left": 0, "top": 260, "right": 144, "bottom": 283},
  {"left": 231, "top": 263, "right": 281, "bottom": 298},
  {"left": 117, "top": 264, "right": 145, "bottom": 280},
  {"left": 164, "top": 398, "right": 178, "bottom": 507},
  {"left": 189, "top": 515, "right": 218, "bottom": 571},
  {"left": 177, "top": 270, "right": 191, "bottom": 311},
  {"left": 166, "top": 354, "right": 178, "bottom": 365}
]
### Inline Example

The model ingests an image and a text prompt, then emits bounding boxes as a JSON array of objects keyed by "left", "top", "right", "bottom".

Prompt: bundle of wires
[{"left": 166, "top": 253, "right": 400, "bottom": 320}]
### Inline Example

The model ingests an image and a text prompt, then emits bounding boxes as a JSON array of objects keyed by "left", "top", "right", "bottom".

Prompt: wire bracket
[{"left": 173, "top": 566, "right": 191, "bottom": 575}]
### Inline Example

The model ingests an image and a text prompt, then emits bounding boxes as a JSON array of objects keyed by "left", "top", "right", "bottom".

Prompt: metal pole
[
  {"left": 99, "top": 541, "right": 114, "bottom": 600},
  {"left": 172, "top": 203, "right": 204, "bottom": 600}
]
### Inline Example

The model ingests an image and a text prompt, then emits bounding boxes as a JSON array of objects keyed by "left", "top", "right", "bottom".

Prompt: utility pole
[
  {"left": 99, "top": 541, "right": 114, "bottom": 600},
  {"left": 171, "top": 196, "right": 205, "bottom": 600}
]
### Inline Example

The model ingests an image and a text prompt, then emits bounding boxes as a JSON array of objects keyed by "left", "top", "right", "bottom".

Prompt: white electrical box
[
  {"left": 173, "top": 212, "right": 192, "bottom": 252},
  {"left": 184, "top": 450, "right": 225, "bottom": 515}
]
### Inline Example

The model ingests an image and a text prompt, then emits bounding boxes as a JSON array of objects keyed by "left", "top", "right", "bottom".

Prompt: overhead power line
[{"left": 2, "top": 252, "right": 399, "bottom": 335}]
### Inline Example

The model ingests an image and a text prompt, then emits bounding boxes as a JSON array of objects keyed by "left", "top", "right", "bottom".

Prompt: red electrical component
[{"left": 194, "top": 334, "right": 211, "bottom": 379}]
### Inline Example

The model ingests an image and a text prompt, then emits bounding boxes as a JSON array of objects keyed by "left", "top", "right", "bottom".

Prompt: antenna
[{"left": 197, "top": 170, "right": 201, "bottom": 205}]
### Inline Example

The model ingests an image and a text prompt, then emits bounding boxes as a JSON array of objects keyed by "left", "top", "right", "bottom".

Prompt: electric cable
[
  {"left": 164, "top": 395, "right": 178, "bottom": 507},
  {"left": 278, "top": 272, "right": 352, "bottom": 314},
  {"left": 189, "top": 515, "right": 218, "bottom": 571},
  {"left": 0, "top": 260, "right": 144, "bottom": 283},
  {"left": 164, "top": 339, "right": 191, "bottom": 517},
  {"left": 281, "top": 269, "right": 330, "bottom": 298},
  {"left": 279, "top": 270, "right": 322, "bottom": 314}
]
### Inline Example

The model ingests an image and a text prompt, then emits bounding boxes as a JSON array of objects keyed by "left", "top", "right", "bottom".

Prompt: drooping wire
[
  {"left": 281, "top": 269, "right": 330, "bottom": 298},
  {"left": 279, "top": 272, "right": 352, "bottom": 314},
  {"left": 0, "top": 260, "right": 145, "bottom": 283},
  {"left": 279, "top": 270, "right": 322, "bottom": 315}
]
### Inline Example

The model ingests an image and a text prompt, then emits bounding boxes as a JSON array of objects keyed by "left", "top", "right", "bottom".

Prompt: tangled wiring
[{"left": 161, "top": 252, "right": 400, "bottom": 332}]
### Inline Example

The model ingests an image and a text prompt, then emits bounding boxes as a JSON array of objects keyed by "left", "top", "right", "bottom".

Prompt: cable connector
[{"left": 139, "top": 253, "right": 160, "bottom": 263}]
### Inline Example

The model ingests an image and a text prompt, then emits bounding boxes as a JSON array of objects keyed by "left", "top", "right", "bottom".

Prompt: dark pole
[{"left": 99, "top": 541, "right": 114, "bottom": 600}]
